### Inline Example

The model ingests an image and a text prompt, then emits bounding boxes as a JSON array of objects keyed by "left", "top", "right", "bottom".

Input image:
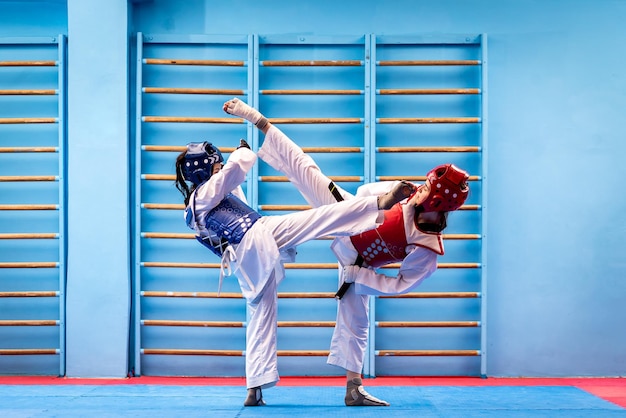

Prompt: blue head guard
[{"left": 182, "top": 142, "right": 224, "bottom": 186}]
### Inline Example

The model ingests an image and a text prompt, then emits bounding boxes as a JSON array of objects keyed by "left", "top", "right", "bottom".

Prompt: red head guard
[{"left": 420, "top": 164, "right": 470, "bottom": 212}]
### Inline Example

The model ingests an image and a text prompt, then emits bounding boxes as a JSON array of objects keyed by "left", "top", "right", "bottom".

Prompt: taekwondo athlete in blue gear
[
  {"left": 223, "top": 97, "right": 470, "bottom": 407},
  {"left": 174, "top": 137, "right": 412, "bottom": 407},
  {"left": 181, "top": 141, "right": 256, "bottom": 257}
]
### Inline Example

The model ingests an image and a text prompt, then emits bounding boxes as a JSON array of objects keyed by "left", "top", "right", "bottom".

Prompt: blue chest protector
[{"left": 187, "top": 193, "right": 261, "bottom": 257}]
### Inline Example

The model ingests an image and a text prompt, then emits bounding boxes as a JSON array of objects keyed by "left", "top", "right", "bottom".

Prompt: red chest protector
[{"left": 349, "top": 203, "right": 408, "bottom": 268}]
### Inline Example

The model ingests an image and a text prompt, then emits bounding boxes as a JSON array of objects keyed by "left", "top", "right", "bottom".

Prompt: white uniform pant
[{"left": 258, "top": 126, "right": 371, "bottom": 374}]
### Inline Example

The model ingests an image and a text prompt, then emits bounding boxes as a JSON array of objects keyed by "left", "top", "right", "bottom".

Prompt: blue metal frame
[
  {"left": 249, "top": 34, "right": 258, "bottom": 208},
  {"left": 133, "top": 32, "right": 144, "bottom": 377},
  {"left": 368, "top": 33, "right": 487, "bottom": 377},
  {"left": 364, "top": 33, "right": 376, "bottom": 378},
  {"left": 0, "top": 35, "right": 66, "bottom": 376},
  {"left": 56, "top": 34, "right": 67, "bottom": 377},
  {"left": 131, "top": 32, "right": 487, "bottom": 378},
  {"left": 479, "top": 33, "right": 489, "bottom": 378},
  {"left": 133, "top": 33, "right": 256, "bottom": 376}
]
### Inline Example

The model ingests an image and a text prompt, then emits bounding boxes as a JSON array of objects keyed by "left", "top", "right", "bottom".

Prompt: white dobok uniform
[
  {"left": 185, "top": 146, "right": 383, "bottom": 389},
  {"left": 258, "top": 126, "right": 445, "bottom": 374}
]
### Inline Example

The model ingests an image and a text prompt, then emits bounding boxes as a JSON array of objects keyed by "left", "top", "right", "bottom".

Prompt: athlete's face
[
  {"left": 409, "top": 179, "right": 447, "bottom": 232},
  {"left": 212, "top": 163, "right": 223, "bottom": 175},
  {"left": 417, "top": 211, "right": 443, "bottom": 223},
  {"left": 407, "top": 179, "right": 431, "bottom": 208}
]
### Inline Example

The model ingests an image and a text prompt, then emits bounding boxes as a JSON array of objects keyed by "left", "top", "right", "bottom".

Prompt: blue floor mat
[{"left": 1, "top": 385, "right": 624, "bottom": 417}]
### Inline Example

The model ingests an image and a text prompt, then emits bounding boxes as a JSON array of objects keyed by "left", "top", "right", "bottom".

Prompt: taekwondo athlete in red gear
[
  {"left": 175, "top": 134, "right": 413, "bottom": 407},
  {"left": 223, "top": 97, "right": 470, "bottom": 407}
]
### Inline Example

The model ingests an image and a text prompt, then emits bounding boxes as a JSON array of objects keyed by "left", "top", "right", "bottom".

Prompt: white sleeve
[
  {"left": 355, "top": 180, "right": 419, "bottom": 198},
  {"left": 355, "top": 181, "right": 399, "bottom": 198},
  {"left": 193, "top": 147, "right": 256, "bottom": 211},
  {"left": 353, "top": 246, "right": 438, "bottom": 295}
]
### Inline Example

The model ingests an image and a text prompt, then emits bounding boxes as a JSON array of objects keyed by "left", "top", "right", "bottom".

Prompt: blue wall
[{"left": 1, "top": 0, "right": 625, "bottom": 378}]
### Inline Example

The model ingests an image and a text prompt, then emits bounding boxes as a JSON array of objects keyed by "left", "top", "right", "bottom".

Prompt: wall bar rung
[
  {"left": 378, "top": 88, "right": 480, "bottom": 95},
  {"left": 142, "top": 349, "right": 244, "bottom": 356},
  {"left": 143, "top": 87, "right": 245, "bottom": 95},
  {"left": 142, "top": 174, "right": 175, "bottom": 181},
  {"left": 0, "top": 61, "right": 57, "bottom": 67},
  {"left": 0, "top": 233, "right": 58, "bottom": 239},
  {"left": 376, "top": 321, "right": 480, "bottom": 327},
  {"left": 301, "top": 147, "right": 363, "bottom": 153},
  {"left": 0, "top": 320, "right": 59, "bottom": 326},
  {"left": 142, "top": 320, "right": 244, "bottom": 327},
  {"left": 379, "top": 292, "right": 480, "bottom": 299},
  {"left": 377, "top": 117, "right": 480, "bottom": 124},
  {"left": 376, "top": 350, "right": 480, "bottom": 356},
  {"left": 0, "top": 176, "right": 58, "bottom": 182},
  {"left": 377, "top": 60, "right": 481, "bottom": 66},
  {"left": 377, "top": 146, "right": 480, "bottom": 153},
  {"left": 141, "top": 203, "right": 184, "bottom": 210},
  {"left": 0, "top": 349, "right": 60, "bottom": 355},
  {"left": 261, "top": 60, "right": 362, "bottom": 67},
  {"left": 458, "top": 204, "right": 480, "bottom": 210},
  {"left": 0, "top": 204, "right": 58, "bottom": 210},
  {"left": 442, "top": 234, "right": 482, "bottom": 240},
  {"left": 142, "top": 116, "right": 241, "bottom": 123},
  {"left": 0, "top": 262, "right": 59, "bottom": 269},
  {"left": 0, "top": 118, "right": 57, "bottom": 124},
  {"left": 268, "top": 117, "right": 362, "bottom": 124},
  {"left": 261, "top": 89, "right": 363, "bottom": 95},
  {"left": 144, "top": 58, "right": 245, "bottom": 66},
  {"left": 0, "top": 89, "right": 57, "bottom": 95},
  {"left": 141, "top": 262, "right": 219, "bottom": 268},
  {"left": 0, "top": 147, "right": 58, "bottom": 153},
  {"left": 0, "top": 291, "right": 59, "bottom": 297},
  {"left": 292, "top": 147, "right": 363, "bottom": 153},
  {"left": 141, "top": 291, "right": 243, "bottom": 299},
  {"left": 142, "top": 232, "right": 195, "bottom": 239}
]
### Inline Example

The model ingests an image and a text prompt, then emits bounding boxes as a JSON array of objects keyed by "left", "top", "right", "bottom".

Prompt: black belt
[
  {"left": 328, "top": 181, "right": 362, "bottom": 300},
  {"left": 334, "top": 254, "right": 364, "bottom": 300}
]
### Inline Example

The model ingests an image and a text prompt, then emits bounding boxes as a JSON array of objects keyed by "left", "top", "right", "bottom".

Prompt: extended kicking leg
[{"left": 225, "top": 97, "right": 354, "bottom": 207}]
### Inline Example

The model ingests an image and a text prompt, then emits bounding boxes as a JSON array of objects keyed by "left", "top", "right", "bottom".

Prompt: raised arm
[{"left": 223, "top": 98, "right": 272, "bottom": 134}]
